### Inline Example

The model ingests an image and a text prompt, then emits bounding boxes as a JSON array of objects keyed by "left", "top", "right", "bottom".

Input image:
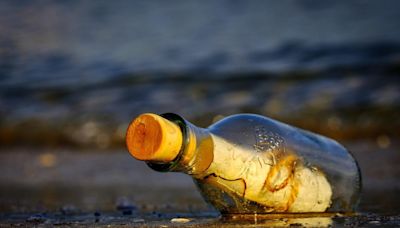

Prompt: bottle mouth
[
  {"left": 146, "top": 113, "right": 189, "bottom": 172},
  {"left": 125, "top": 113, "right": 183, "bottom": 163}
]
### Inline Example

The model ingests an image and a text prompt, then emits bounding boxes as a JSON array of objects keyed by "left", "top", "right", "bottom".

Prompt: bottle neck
[{"left": 147, "top": 113, "right": 214, "bottom": 176}]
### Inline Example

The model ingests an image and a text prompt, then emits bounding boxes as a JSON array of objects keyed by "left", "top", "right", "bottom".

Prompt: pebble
[
  {"left": 26, "top": 214, "right": 47, "bottom": 223},
  {"left": 60, "top": 205, "right": 78, "bottom": 215},
  {"left": 171, "top": 218, "right": 191, "bottom": 223},
  {"left": 122, "top": 210, "right": 133, "bottom": 215},
  {"left": 133, "top": 218, "right": 145, "bottom": 223},
  {"left": 335, "top": 213, "right": 344, "bottom": 217},
  {"left": 151, "top": 211, "right": 163, "bottom": 218},
  {"left": 116, "top": 197, "right": 137, "bottom": 211}
]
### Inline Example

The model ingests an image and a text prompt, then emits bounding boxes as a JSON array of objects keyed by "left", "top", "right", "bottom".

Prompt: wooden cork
[{"left": 126, "top": 113, "right": 183, "bottom": 162}]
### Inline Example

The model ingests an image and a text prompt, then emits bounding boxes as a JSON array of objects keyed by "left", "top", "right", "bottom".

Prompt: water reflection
[{"left": 219, "top": 213, "right": 334, "bottom": 227}]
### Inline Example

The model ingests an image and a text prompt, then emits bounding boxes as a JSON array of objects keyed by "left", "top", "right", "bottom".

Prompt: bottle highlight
[{"left": 126, "top": 113, "right": 361, "bottom": 214}]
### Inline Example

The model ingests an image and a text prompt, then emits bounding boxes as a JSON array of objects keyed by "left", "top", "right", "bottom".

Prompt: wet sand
[{"left": 0, "top": 140, "right": 398, "bottom": 226}]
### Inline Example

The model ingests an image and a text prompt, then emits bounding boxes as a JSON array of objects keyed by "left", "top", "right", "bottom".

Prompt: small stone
[
  {"left": 122, "top": 210, "right": 133, "bottom": 215},
  {"left": 133, "top": 218, "right": 145, "bottom": 223},
  {"left": 171, "top": 218, "right": 191, "bottom": 223},
  {"left": 335, "top": 213, "right": 344, "bottom": 217},
  {"left": 60, "top": 205, "right": 78, "bottom": 215},
  {"left": 116, "top": 197, "right": 137, "bottom": 211},
  {"left": 151, "top": 211, "right": 162, "bottom": 218},
  {"left": 26, "top": 214, "right": 47, "bottom": 223}
]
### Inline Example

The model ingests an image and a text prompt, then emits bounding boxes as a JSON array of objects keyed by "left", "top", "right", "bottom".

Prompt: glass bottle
[{"left": 126, "top": 113, "right": 361, "bottom": 214}]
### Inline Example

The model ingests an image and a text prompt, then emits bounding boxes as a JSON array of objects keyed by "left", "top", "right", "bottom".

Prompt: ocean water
[{"left": 0, "top": 0, "right": 399, "bottom": 148}]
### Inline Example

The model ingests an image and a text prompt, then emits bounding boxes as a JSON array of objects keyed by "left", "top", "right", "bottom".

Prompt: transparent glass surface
[{"left": 194, "top": 114, "right": 361, "bottom": 214}]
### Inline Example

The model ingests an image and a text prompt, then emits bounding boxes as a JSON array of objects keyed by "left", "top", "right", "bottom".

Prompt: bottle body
[
  {"left": 194, "top": 114, "right": 360, "bottom": 213},
  {"left": 128, "top": 113, "right": 361, "bottom": 214}
]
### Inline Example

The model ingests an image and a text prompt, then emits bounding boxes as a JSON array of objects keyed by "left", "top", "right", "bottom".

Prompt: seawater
[{"left": 0, "top": 1, "right": 399, "bottom": 148}]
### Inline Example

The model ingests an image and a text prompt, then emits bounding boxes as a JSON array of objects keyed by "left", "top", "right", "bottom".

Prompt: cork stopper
[{"left": 126, "top": 113, "right": 183, "bottom": 162}]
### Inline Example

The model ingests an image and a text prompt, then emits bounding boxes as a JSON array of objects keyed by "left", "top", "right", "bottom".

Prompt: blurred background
[{"left": 0, "top": 0, "right": 399, "bottom": 223}]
